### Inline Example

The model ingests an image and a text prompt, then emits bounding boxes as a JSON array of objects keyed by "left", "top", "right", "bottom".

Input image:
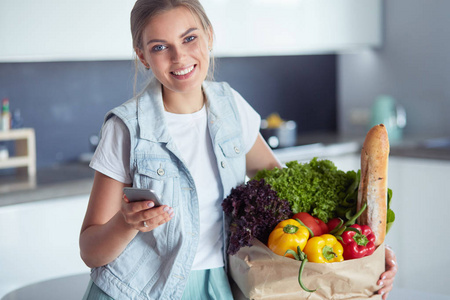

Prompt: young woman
[{"left": 79, "top": 1, "right": 397, "bottom": 299}]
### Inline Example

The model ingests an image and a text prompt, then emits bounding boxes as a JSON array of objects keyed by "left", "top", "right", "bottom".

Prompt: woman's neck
[{"left": 162, "top": 86, "right": 205, "bottom": 114}]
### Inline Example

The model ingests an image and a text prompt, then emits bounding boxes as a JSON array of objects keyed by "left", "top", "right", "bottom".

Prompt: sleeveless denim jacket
[{"left": 90, "top": 78, "right": 246, "bottom": 300}]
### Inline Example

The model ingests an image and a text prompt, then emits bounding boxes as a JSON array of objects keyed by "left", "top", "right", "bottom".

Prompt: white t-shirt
[{"left": 90, "top": 89, "right": 260, "bottom": 270}]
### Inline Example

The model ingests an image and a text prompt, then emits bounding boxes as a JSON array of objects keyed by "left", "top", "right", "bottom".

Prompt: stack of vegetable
[
  {"left": 222, "top": 157, "right": 395, "bottom": 293},
  {"left": 222, "top": 179, "right": 292, "bottom": 256}
]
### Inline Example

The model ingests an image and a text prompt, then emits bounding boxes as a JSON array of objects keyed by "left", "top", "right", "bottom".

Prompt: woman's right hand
[
  {"left": 121, "top": 195, "right": 174, "bottom": 231},
  {"left": 80, "top": 172, "right": 176, "bottom": 268}
]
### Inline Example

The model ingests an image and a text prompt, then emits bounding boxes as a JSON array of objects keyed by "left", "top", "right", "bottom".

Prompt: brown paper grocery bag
[{"left": 230, "top": 239, "right": 385, "bottom": 300}]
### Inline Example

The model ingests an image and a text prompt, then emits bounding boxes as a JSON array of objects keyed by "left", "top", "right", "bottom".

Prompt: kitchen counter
[
  {"left": 0, "top": 162, "right": 94, "bottom": 207},
  {"left": 1, "top": 132, "right": 449, "bottom": 207},
  {"left": 291, "top": 132, "right": 450, "bottom": 161}
]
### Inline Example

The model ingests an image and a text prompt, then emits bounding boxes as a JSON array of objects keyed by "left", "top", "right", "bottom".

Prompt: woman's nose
[{"left": 171, "top": 46, "right": 185, "bottom": 63}]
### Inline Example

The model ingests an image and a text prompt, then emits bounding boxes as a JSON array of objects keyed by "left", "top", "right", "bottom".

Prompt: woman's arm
[
  {"left": 246, "top": 133, "right": 282, "bottom": 178},
  {"left": 79, "top": 171, "right": 173, "bottom": 268}
]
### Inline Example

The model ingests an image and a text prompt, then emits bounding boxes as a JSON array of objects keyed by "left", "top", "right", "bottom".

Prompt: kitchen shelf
[{"left": 0, "top": 128, "right": 36, "bottom": 176}]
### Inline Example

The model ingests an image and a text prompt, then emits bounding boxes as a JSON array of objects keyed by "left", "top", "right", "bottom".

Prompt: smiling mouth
[{"left": 171, "top": 65, "right": 195, "bottom": 76}]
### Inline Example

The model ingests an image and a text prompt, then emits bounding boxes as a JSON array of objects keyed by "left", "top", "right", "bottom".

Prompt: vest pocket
[
  {"left": 135, "top": 156, "right": 180, "bottom": 208},
  {"left": 218, "top": 134, "right": 244, "bottom": 158},
  {"left": 217, "top": 134, "right": 246, "bottom": 185}
]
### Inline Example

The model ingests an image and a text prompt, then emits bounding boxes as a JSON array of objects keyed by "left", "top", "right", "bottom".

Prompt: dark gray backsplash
[
  {"left": 215, "top": 56, "right": 336, "bottom": 133},
  {"left": 0, "top": 55, "right": 336, "bottom": 168}
]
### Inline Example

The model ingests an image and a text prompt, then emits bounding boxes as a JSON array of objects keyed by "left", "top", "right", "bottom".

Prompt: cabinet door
[
  {"left": 0, "top": 0, "right": 381, "bottom": 62},
  {"left": 203, "top": 0, "right": 381, "bottom": 57},
  {"left": 0, "top": 195, "right": 90, "bottom": 296},
  {"left": 385, "top": 157, "right": 450, "bottom": 296},
  {"left": 0, "top": 0, "right": 136, "bottom": 62}
]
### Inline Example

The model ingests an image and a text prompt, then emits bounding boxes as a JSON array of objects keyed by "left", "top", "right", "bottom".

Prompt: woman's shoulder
[
  {"left": 107, "top": 98, "right": 139, "bottom": 123},
  {"left": 109, "top": 77, "right": 161, "bottom": 121},
  {"left": 203, "top": 80, "right": 234, "bottom": 97}
]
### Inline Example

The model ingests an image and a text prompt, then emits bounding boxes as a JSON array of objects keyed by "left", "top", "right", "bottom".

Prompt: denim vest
[{"left": 91, "top": 78, "right": 246, "bottom": 300}]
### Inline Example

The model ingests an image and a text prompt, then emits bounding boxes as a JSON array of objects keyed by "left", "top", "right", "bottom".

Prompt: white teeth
[{"left": 173, "top": 65, "right": 194, "bottom": 76}]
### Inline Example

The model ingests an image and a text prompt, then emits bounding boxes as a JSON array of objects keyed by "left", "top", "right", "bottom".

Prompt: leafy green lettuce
[
  {"left": 253, "top": 158, "right": 359, "bottom": 223},
  {"left": 386, "top": 188, "right": 395, "bottom": 233}
]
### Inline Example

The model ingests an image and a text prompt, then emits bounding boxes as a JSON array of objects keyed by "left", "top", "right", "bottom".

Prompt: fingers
[
  {"left": 377, "top": 245, "right": 398, "bottom": 299},
  {"left": 140, "top": 206, "right": 174, "bottom": 231},
  {"left": 123, "top": 195, "right": 158, "bottom": 214},
  {"left": 378, "top": 282, "right": 393, "bottom": 299},
  {"left": 121, "top": 195, "right": 174, "bottom": 231},
  {"left": 385, "top": 246, "right": 398, "bottom": 272},
  {"left": 377, "top": 274, "right": 394, "bottom": 292}
]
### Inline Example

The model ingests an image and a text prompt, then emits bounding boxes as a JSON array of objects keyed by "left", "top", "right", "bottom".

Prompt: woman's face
[{"left": 137, "top": 6, "right": 212, "bottom": 96}]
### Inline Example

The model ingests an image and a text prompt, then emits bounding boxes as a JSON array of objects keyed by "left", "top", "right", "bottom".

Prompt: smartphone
[{"left": 123, "top": 187, "right": 162, "bottom": 206}]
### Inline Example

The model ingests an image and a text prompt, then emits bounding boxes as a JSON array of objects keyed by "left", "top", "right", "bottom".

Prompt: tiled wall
[
  {"left": 0, "top": 55, "right": 336, "bottom": 168},
  {"left": 338, "top": 0, "right": 450, "bottom": 137}
]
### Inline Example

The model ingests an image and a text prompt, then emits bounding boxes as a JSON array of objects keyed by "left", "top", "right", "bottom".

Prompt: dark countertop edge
[
  {"left": 390, "top": 149, "right": 450, "bottom": 161},
  {"left": 0, "top": 178, "right": 92, "bottom": 207},
  {"left": 294, "top": 132, "right": 450, "bottom": 161}
]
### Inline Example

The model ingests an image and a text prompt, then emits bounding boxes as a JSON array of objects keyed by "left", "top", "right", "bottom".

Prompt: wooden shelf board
[
  {"left": 0, "top": 156, "right": 31, "bottom": 169},
  {"left": 0, "top": 128, "right": 35, "bottom": 140}
]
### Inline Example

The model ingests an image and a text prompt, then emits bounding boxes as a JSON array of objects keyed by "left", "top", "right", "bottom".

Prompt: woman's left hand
[{"left": 377, "top": 245, "right": 398, "bottom": 299}]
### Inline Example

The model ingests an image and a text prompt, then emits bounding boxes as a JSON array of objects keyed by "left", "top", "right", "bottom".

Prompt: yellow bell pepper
[
  {"left": 267, "top": 219, "right": 310, "bottom": 259},
  {"left": 303, "top": 234, "right": 344, "bottom": 263}
]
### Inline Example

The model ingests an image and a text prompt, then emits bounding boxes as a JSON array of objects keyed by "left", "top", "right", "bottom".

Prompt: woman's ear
[
  {"left": 207, "top": 27, "right": 214, "bottom": 51},
  {"left": 135, "top": 47, "right": 150, "bottom": 69}
]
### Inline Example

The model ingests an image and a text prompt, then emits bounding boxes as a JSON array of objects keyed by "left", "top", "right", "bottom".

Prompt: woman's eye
[
  {"left": 152, "top": 45, "right": 167, "bottom": 52},
  {"left": 184, "top": 36, "right": 196, "bottom": 43}
]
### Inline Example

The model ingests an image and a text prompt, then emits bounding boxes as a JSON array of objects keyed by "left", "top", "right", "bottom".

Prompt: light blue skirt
[
  {"left": 82, "top": 267, "right": 233, "bottom": 300},
  {"left": 182, "top": 267, "right": 233, "bottom": 300}
]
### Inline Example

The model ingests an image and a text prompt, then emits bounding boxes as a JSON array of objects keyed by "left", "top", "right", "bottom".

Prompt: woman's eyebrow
[
  {"left": 180, "top": 27, "right": 198, "bottom": 38},
  {"left": 147, "top": 28, "right": 199, "bottom": 45}
]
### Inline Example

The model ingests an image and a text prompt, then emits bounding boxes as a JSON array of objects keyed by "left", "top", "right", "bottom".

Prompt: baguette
[{"left": 357, "top": 124, "right": 390, "bottom": 246}]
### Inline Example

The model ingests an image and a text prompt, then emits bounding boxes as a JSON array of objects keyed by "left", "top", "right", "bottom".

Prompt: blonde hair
[{"left": 130, "top": 0, "right": 215, "bottom": 94}]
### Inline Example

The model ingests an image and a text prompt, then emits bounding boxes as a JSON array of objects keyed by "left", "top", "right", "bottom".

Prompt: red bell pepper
[
  {"left": 292, "top": 212, "right": 328, "bottom": 236},
  {"left": 341, "top": 224, "right": 376, "bottom": 260},
  {"left": 327, "top": 218, "right": 343, "bottom": 233}
]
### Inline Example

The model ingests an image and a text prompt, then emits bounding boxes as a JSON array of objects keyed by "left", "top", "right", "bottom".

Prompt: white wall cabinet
[
  {"left": 0, "top": 195, "right": 90, "bottom": 298},
  {"left": 204, "top": 0, "right": 382, "bottom": 57},
  {"left": 0, "top": 0, "right": 137, "bottom": 62},
  {"left": 0, "top": 0, "right": 381, "bottom": 62}
]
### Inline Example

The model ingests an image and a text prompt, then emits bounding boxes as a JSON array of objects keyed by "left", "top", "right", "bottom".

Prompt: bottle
[
  {"left": 1, "top": 98, "right": 11, "bottom": 131},
  {"left": 0, "top": 142, "right": 8, "bottom": 160},
  {"left": 12, "top": 109, "right": 24, "bottom": 129}
]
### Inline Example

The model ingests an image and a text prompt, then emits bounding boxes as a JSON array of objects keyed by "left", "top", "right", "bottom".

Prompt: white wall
[
  {"left": 338, "top": 0, "right": 450, "bottom": 137},
  {"left": 0, "top": 195, "right": 91, "bottom": 298}
]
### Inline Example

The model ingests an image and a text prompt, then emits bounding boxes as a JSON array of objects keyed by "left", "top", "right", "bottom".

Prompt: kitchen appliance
[
  {"left": 370, "top": 95, "right": 406, "bottom": 142},
  {"left": 260, "top": 120, "right": 297, "bottom": 149}
]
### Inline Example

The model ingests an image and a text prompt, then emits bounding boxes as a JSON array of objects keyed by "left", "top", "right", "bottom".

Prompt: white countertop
[
  {"left": 273, "top": 141, "right": 361, "bottom": 163},
  {"left": 389, "top": 287, "right": 450, "bottom": 300}
]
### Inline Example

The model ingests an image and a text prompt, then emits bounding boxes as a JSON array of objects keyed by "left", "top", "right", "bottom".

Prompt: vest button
[
  {"left": 221, "top": 161, "right": 226, "bottom": 168},
  {"left": 157, "top": 168, "right": 165, "bottom": 176},
  {"left": 234, "top": 146, "right": 240, "bottom": 154}
]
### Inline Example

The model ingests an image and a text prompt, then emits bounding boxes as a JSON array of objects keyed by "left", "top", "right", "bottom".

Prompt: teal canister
[{"left": 370, "top": 95, "right": 406, "bottom": 142}]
